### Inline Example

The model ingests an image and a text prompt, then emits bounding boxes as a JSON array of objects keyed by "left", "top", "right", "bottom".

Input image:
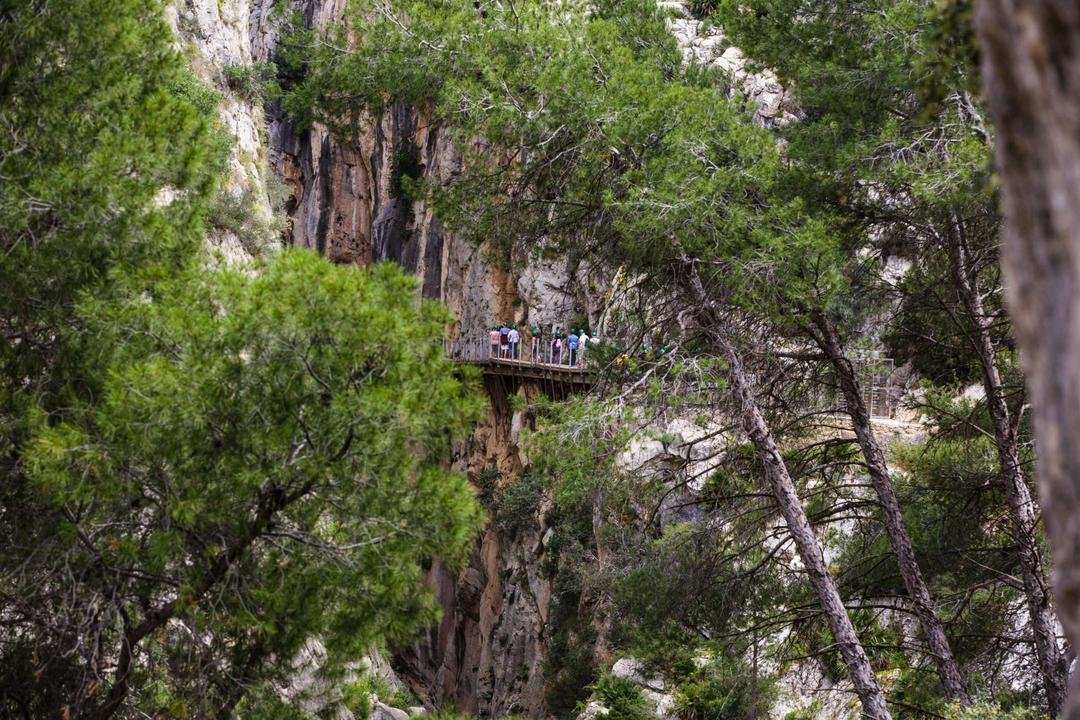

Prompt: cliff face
[
  {"left": 173, "top": 0, "right": 581, "bottom": 335},
  {"left": 270, "top": 103, "right": 530, "bottom": 336},
  {"left": 174, "top": 1, "right": 568, "bottom": 715},
  {"left": 397, "top": 379, "right": 553, "bottom": 716},
  {"left": 172, "top": 1, "right": 797, "bottom": 715}
]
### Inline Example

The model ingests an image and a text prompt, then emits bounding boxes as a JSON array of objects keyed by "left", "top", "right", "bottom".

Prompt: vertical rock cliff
[
  {"left": 172, "top": 1, "right": 577, "bottom": 715},
  {"left": 397, "top": 378, "right": 553, "bottom": 716},
  {"left": 170, "top": 1, "right": 791, "bottom": 714}
]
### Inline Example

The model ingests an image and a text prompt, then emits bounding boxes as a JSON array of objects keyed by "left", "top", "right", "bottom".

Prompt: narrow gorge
[{"left": 2, "top": 0, "right": 1071, "bottom": 718}]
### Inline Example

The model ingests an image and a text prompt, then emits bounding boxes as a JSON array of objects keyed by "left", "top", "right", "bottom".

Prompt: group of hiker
[
  {"left": 489, "top": 323, "right": 523, "bottom": 359},
  {"left": 549, "top": 328, "right": 591, "bottom": 366},
  {"left": 488, "top": 323, "right": 594, "bottom": 367}
]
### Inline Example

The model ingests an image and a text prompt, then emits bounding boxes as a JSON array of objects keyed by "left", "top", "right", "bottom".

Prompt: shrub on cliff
[{"left": 593, "top": 675, "right": 653, "bottom": 720}]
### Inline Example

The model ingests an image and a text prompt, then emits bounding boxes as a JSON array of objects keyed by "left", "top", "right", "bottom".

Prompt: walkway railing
[
  {"left": 852, "top": 354, "right": 899, "bottom": 420},
  {"left": 446, "top": 337, "right": 899, "bottom": 417},
  {"left": 446, "top": 336, "right": 593, "bottom": 370},
  {"left": 805, "top": 353, "right": 900, "bottom": 420}
]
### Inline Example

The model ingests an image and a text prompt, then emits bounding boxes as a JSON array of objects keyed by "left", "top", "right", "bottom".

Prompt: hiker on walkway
[
  {"left": 489, "top": 325, "right": 501, "bottom": 358},
  {"left": 508, "top": 324, "right": 521, "bottom": 359},
  {"left": 568, "top": 330, "right": 580, "bottom": 366},
  {"left": 579, "top": 329, "right": 590, "bottom": 365},
  {"left": 551, "top": 333, "right": 563, "bottom": 365},
  {"left": 500, "top": 323, "right": 511, "bottom": 358},
  {"left": 530, "top": 323, "right": 541, "bottom": 362}
]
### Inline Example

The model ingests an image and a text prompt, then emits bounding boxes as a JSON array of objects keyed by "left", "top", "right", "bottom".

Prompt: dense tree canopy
[
  {"left": 287, "top": 0, "right": 1064, "bottom": 716},
  {"left": 1, "top": 0, "right": 1071, "bottom": 717},
  {"left": 0, "top": 2, "right": 485, "bottom": 717}
]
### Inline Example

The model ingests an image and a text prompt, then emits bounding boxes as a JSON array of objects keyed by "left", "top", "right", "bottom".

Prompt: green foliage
[
  {"left": 945, "top": 702, "right": 1048, "bottom": 720},
  {"left": 783, "top": 701, "right": 824, "bottom": 720},
  {"left": 208, "top": 186, "right": 285, "bottom": 253},
  {"left": 342, "top": 670, "right": 416, "bottom": 719},
  {"left": 884, "top": 239, "right": 1008, "bottom": 386},
  {"left": 525, "top": 397, "right": 632, "bottom": 508},
  {"left": 889, "top": 666, "right": 950, "bottom": 719},
  {"left": 474, "top": 467, "right": 544, "bottom": 532},
  {"left": 16, "top": 251, "right": 485, "bottom": 715},
  {"left": 529, "top": 399, "right": 623, "bottom": 715},
  {"left": 686, "top": 0, "right": 717, "bottom": 19},
  {"left": 0, "top": 0, "right": 222, "bottom": 415},
  {"left": 1, "top": 3, "right": 224, "bottom": 711},
  {"left": 271, "top": 0, "right": 1037, "bottom": 713},
  {"left": 543, "top": 493, "right": 602, "bottom": 716},
  {"left": 223, "top": 61, "right": 280, "bottom": 102},
  {"left": 285, "top": 0, "right": 850, "bottom": 329},
  {"left": 0, "top": 2, "right": 488, "bottom": 714},
  {"left": 391, "top": 139, "right": 423, "bottom": 200},
  {"left": 611, "top": 521, "right": 777, "bottom": 655},
  {"left": 673, "top": 655, "right": 775, "bottom": 720},
  {"left": 827, "top": 426, "right": 1044, "bottom": 700},
  {"left": 494, "top": 472, "right": 545, "bottom": 532},
  {"left": 593, "top": 675, "right": 652, "bottom": 720}
]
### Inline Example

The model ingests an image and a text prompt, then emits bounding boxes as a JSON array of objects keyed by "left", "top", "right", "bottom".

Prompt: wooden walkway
[
  {"left": 448, "top": 337, "right": 595, "bottom": 397},
  {"left": 461, "top": 356, "right": 595, "bottom": 388}
]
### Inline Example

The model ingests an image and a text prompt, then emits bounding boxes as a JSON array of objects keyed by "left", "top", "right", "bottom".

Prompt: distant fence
[
  {"left": 855, "top": 354, "right": 898, "bottom": 419},
  {"left": 812, "top": 353, "right": 898, "bottom": 420}
]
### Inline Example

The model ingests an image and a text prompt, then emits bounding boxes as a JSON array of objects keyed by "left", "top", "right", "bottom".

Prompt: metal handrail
[{"left": 445, "top": 334, "right": 592, "bottom": 370}]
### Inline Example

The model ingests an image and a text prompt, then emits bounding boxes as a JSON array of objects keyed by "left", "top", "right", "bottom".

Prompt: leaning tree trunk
[
  {"left": 712, "top": 328, "right": 892, "bottom": 720},
  {"left": 809, "top": 312, "right": 970, "bottom": 706},
  {"left": 945, "top": 221, "right": 1069, "bottom": 714},
  {"left": 685, "top": 266, "right": 892, "bottom": 719}
]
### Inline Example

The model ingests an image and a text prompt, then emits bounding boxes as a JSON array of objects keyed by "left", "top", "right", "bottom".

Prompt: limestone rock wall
[
  {"left": 171, "top": 1, "right": 797, "bottom": 718},
  {"left": 168, "top": 0, "right": 281, "bottom": 260},
  {"left": 269, "top": 101, "right": 530, "bottom": 336},
  {"left": 173, "top": 2, "right": 569, "bottom": 715},
  {"left": 396, "top": 377, "right": 553, "bottom": 717},
  {"left": 662, "top": 4, "right": 799, "bottom": 128}
]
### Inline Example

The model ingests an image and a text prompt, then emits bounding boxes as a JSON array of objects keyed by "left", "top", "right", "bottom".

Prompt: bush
[
  {"left": 341, "top": 672, "right": 416, "bottom": 719},
  {"left": 390, "top": 139, "right": 423, "bottom": 200},
  {"left": 594, "top": 675, "right": 653, "bottom": 720},
  {"left": 783, "top": 701, "right": 823, "bottom": 720},
  {"left": 945, "top": 702, "right": 1047, "bottom": 720},
  {"left": 473, "top": 467, "right": 544, "bottom": 533},
  {"left": 687, "top": 0, "right": 717, "bottom": 18},
  {"left": 222, "top": 61, "right": 279, "bottom": 102},
  {"left": 207, "top": 187, "right": 283, "bottom": 254},
  {"left": 544, "top": 502, "right": 603, "bottom": 717},
  {"left": 493, "top": 472, "right": 544, "bottom": 532},
  {"left": 674, "top": 655, "right": 775, "bottom": 720}
]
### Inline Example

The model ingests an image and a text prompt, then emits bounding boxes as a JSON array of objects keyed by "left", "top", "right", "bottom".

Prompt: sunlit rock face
[{"left": 664, "top": 10, "right": 799, "bottom": 128}]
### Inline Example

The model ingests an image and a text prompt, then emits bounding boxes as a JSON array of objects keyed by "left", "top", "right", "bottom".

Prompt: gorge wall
[
  {"left": 173, "top": 1, "right": 583, "bottom": 715},
  {"left": 396, "top": 376, "right": 554, "bottom": 716},
  {"left": 172, "top": 0, "right": 800, "bottom": 716}
]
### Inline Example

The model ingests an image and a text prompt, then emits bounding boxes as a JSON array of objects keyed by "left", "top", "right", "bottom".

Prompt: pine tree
[
  {"left": 0, "top": 2, "right": 486, "bottom": 716},
  {"left": 974, "top": 1, "right": 1080, "bottom": 716}
]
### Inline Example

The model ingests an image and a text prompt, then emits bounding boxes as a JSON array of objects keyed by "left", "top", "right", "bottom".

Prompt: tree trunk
[
  {"left": 945, "top": 218, "right": 1069, "bottom": 715},
  {"left": 808, "top": 312, "right": 970, "bottom": 706},
  {"left": 973, "top": 5, "right": 1080, "bottom": 711},
  {"left": 713, "top": 328, "right": 892, "bottom": 720},
  {"left": 684, "top": 264, "right": 892, "bottom": 718}
]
